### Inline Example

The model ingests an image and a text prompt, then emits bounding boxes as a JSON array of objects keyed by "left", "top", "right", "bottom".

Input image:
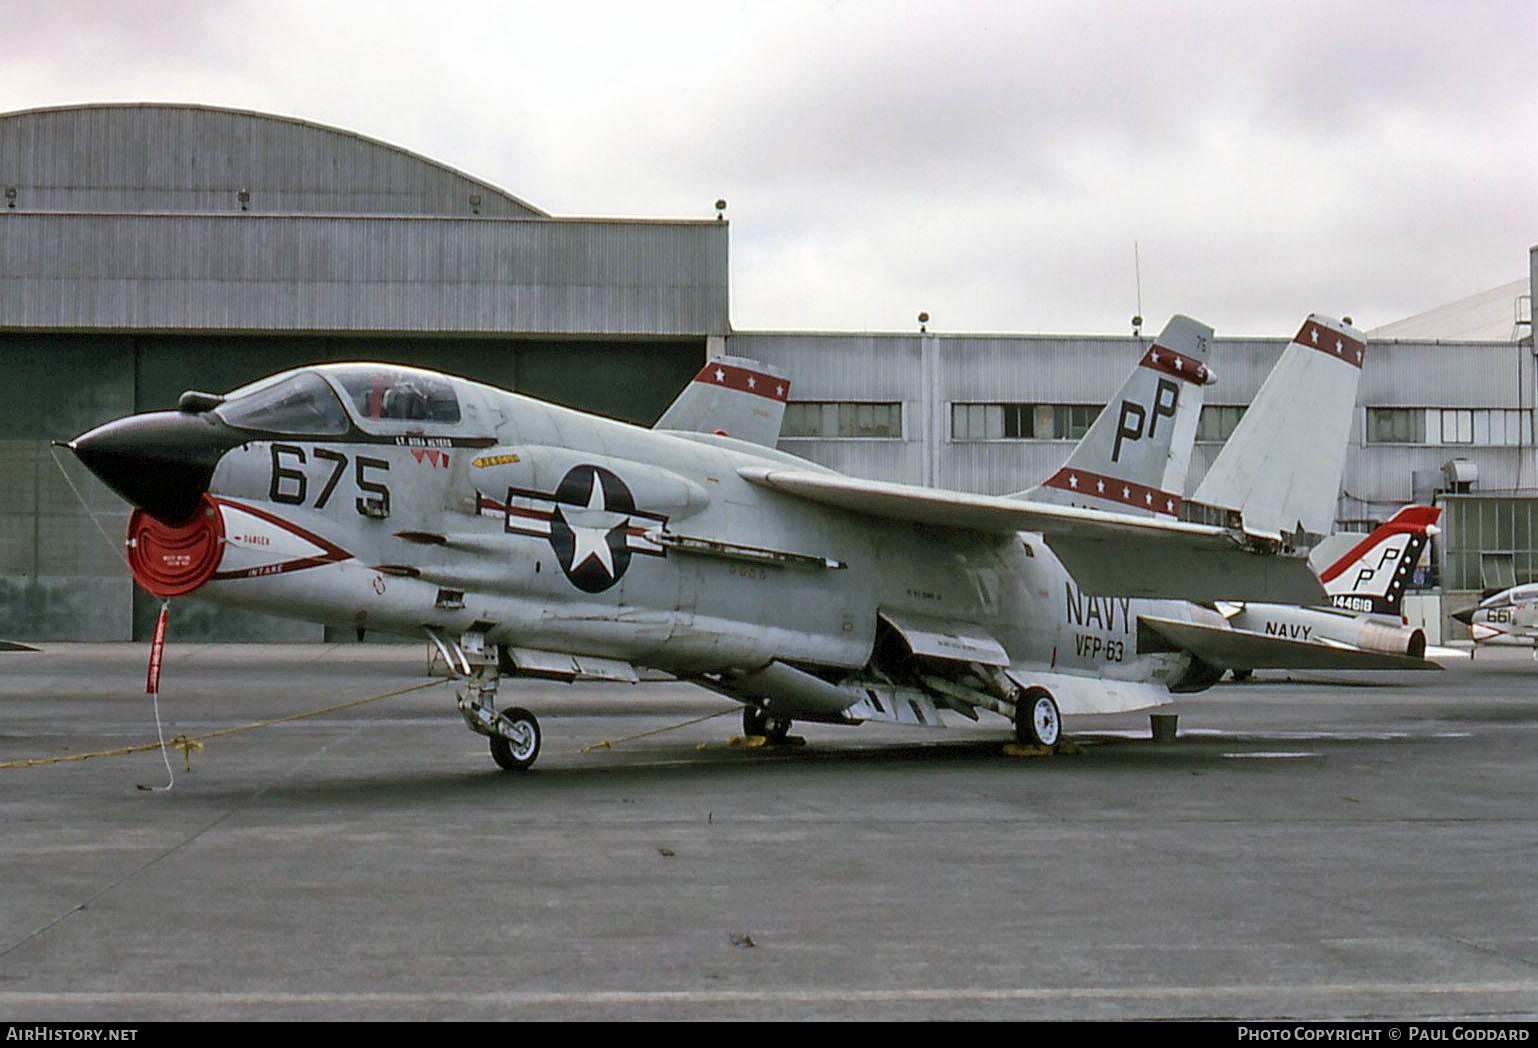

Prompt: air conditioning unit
[{"left": 1443, "top": 458, "right": 1477, "bottom": 493}]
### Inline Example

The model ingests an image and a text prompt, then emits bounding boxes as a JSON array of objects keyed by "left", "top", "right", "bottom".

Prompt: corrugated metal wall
[
  {"left": 0, "top": 336, "right": 135, "bottom": 640},
  {"left": 735, "top": 329, "right": 1538, "bottom": 515},
  {"left": 0, "top": 103, "right": 730, "bottom": 337},
  {"left": 0, "top": 213, "right": 729, "bottom": 337}
]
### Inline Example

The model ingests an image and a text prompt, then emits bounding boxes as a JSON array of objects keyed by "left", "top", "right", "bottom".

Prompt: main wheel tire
[
  {"left": 764, "top": 715, "right": 792, "bottom": 744},
  {"left": 489, "top": 707, "right": 541, "bottom": 771},
  {"left": 743, "top": 705, "right": 768, "bottom": 737},
  {"left": 742, "top": 706, "right": 792, "bottom": 743},
  {"left": 1014, "top": 689, "right": 1061, "bottom": 748}
]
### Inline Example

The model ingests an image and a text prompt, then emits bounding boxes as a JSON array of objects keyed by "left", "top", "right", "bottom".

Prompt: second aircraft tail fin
[
  {"left": 654, "top": 356, "right": 791, "bottom": 447},
  {"left": 1319, "top": 505, "right": 1440, "bottom": 616}
]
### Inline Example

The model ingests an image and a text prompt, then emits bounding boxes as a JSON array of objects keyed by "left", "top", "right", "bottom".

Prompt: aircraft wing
[
  {"left": 1136, "top": 615, "right": 1442, "bottom": 671},
  {"left": 738, "top": 466, "right": 1326, "bottom": 604}
]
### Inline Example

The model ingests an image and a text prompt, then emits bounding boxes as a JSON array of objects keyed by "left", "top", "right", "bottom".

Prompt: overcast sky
[{"left": 7, "top": 0, "right": 1536, "bottom": 336}]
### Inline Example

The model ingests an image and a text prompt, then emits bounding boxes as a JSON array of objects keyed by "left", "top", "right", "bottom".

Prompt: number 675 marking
[{"left": 270, "top": 444, "right": 390, "bottom": 517}]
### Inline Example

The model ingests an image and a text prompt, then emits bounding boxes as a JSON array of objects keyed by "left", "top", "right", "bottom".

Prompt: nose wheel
[{"left": 488, "top": 707, "right": 541, "bottom": 771}]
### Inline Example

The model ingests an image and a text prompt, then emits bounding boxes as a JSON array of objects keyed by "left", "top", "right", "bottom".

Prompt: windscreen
[{"left": 215, "top": 371, "right": 350, "bottom": 435}]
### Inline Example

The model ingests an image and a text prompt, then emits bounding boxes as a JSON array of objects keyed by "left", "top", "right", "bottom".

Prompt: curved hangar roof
[
  {"left": 0, "top": 104, "right": 728, "bottom": 338},
  {"left": 0, "top": 102, "right": 545, "bottom": 217}
]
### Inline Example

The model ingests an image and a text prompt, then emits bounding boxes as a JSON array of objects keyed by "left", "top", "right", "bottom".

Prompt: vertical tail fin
[
  {"left": 1192, "top": 315, "right": 1365, "bottom": 539},
  {"left": 653, "top": 356, "right": 790, "bottom": 446},
  {"left": 1319, "top": 506, "right": 1440, "bottom": 616},
  {"left": 1022, "top": 314, "right": 1214, "bottom": 517}
]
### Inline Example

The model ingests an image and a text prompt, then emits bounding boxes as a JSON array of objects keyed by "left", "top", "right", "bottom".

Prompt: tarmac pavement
[{"left": 1, "top": 642, "right": 1535, "bottom": 1021}]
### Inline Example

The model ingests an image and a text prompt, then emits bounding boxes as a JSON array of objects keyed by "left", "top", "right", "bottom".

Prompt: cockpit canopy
[
  {"left": 1482, "top": 583, "right": 1538, "bottom": 608},
  {"left": 329, "top": 365, "right": 461, "bottom": 424},
  {"left": 213, "top": 365, "right": 462, "bottom": 435}
]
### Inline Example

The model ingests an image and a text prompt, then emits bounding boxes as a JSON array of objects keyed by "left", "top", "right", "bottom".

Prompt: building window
[
  {"left": 1368, "top": 408, "right": 1426, "bottom": 444},
  {"left": 782, "top": 401, "right": 902, "bottom": 438},
  {"left": 1197, "top": 405, "right": 1246, "bottom": 442},
  {"left": 951, "top": 403, "right": 1102, "bottom": 441},
  {"left": 1367, "top": 408, "right": 1531, "bottom": 446},
  {"left": 1441, "top": 409, "right": 1474, "bottom": 444}
]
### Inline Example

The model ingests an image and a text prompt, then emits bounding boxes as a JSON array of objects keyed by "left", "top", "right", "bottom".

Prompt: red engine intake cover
[{"left": 126, "top": 495, "right": 225, "bottom": 597}]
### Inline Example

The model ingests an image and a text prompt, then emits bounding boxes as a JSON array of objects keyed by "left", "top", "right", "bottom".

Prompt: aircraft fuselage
[{"left": 173, "top": 369, "right": 1196, "bottom": 688}]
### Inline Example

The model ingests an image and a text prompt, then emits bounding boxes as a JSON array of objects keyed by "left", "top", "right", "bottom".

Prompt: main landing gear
[
  {"left": 435, "top": 631, "right": 544, "bottom": 772},
  {"left": 742, "top": 704, "right": 793, "bottom": 744},
  {"left": 1013, "top": 688, "right": 1061, "bottom": 749}
]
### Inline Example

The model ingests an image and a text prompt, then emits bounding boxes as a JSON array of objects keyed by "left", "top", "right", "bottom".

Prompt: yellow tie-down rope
[
  {"left": 580, "top": 707, "right": 739, "bottom": 754},
  {"left": 0, "top": 679, "right": 449, "bottom": 772}
]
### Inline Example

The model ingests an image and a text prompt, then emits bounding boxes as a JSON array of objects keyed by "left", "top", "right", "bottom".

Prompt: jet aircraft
[
  {"left": 1453, "top": 585, "right": 1538, "bottom": 656},
  {"left": 66, "top": 313, "right": 1429, "bottom": 771},
  {"left": 1216, "top": 506, "right": 1442, "bottom": 675}
]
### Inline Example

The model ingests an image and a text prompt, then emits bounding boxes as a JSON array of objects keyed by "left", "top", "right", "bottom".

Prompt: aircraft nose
[
  {"left": 68, "top": 410, "right": 246, "bottom": 525},
  {"left": 1450, "top": 607, "right": 1476, "bottom": 627}
]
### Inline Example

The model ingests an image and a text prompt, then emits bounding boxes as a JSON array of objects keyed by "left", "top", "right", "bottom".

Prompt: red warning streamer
[{"left": 146, "top": 603, "right": 169, "bottom": 695}]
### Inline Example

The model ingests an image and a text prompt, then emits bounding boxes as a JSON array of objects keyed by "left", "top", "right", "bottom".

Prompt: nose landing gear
[
  {"left": 487, "top": 707, "right": 541, "bottom": 771},
  {"left": 432, "top": 629, "right": 544, "bottom": 773}
]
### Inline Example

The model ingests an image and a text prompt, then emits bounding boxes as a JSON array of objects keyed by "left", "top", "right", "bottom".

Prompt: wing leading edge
[{"left": 738, "top": 466, "right": 1326, "bottom": 605}]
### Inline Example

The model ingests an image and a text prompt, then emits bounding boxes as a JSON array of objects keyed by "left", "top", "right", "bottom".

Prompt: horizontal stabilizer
[
  {"left": 740, "top": 466, "right": 1326, "bottom": 604},
  {"left": 1137, "top": 615, "right": 1441, "bottom": 671}
]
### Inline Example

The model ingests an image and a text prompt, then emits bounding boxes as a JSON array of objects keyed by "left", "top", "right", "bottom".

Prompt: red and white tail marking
[
  {"left": 1319, "top": 507, "right": 1439, "bottom": 585},
  {"left": 691, "top": 360, "right": 789, "bottom": 402},
  {"left": 1294, "top": 317, "right": 1366, "bottom": 369},
  {"left": 1319, "top": 506, "right": 1439, "bottom": 616}
]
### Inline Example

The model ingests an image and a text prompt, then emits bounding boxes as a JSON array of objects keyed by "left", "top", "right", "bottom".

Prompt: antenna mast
[{"left": 1132, "top": 241, "right": 1145, "bottom": 340}]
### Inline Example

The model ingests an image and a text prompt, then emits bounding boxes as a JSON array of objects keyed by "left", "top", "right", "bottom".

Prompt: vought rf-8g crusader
[
  {"left": 1454, "top": 583, "right": 1538, "bottom": 656},
  {"left": 67, "top": 314, "right": 1435, "bottom": 772}
]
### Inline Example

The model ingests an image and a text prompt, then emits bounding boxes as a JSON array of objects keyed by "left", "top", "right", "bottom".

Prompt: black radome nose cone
[
  {"left": 1450, "top": 608, "right": 1476, "bottom": 627},
  {"left": 69, "top": 411, "right": 244, "bottom": 525}
]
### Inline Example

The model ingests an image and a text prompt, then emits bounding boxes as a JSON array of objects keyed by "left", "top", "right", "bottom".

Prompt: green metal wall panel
[{"left": 2, "top": 333, "right": 704, "bottom": 640}]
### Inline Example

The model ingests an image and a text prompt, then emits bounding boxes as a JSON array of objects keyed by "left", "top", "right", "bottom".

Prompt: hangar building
[
  {"left": 1, "top": 104, "right": 726, "bottom": 640},
  {"left": 1, "top": 103, "right": 1533, "bottom": 641}
]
